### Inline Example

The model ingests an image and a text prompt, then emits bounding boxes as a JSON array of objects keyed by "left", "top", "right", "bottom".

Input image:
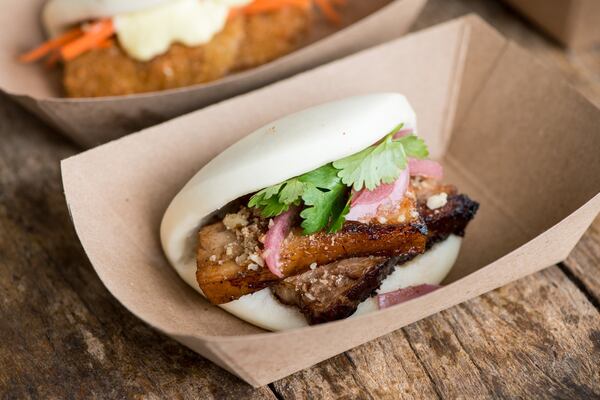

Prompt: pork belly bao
[
  {"left": 19, "top": 0, "right": 344, "bottom": 97},
  {"left": 160, "top": 94, "right": 478, "bottom": 331}
]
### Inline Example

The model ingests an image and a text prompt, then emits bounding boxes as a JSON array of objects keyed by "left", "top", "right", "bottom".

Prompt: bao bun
[
  {"left": 160, "top": 93, "right": 459, "bottom": 331},
  {"left": 43, "top": 0, "right": 171, "bottom": 36}
]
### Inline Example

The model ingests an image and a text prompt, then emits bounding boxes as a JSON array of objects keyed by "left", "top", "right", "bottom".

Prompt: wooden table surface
[{"left": 1, "top": 0, "right": 599, "bottom": 398}]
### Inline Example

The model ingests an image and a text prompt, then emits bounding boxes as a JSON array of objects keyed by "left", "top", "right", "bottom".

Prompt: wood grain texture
[
  {"left": 0, "top": 0, "right": 599, "bottom": 398},
  {"left": 564, "top": 216, "right": 600, "bottom": 304},
  {"left": 0, "top": 99, "right": 274, "bottom": 400},
  {"left": 271, "top": 268, "right": 600, "bottom": 399}
]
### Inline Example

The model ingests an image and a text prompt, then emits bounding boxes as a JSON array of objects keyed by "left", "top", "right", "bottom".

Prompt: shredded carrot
[
  {"left": 19, "top": 27, "right": 82, "bottom": 63},
  {"left": 240, "top": 0, "right": 311, "bottom": 15},
  {"left": 60, "top": 19, "right": 115, "bottom": 61},
  {"left": 18, "top": 19, "right": 114, "bottom": 64},
  {"left": 96, "top": 38, "right": 115, "bottom": 49},
  {"left": 236, "top": 0, "right": 344, "bottom": 25}
]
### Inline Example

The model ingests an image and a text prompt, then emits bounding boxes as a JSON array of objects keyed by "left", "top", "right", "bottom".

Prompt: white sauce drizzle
[{"left": 114, "top": 0, "right": 252, "bottom": 61}]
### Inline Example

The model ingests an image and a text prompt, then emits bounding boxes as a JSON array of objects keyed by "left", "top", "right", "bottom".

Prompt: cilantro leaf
[
  {"left": 299, "top": 183, "right": 347, "bottom": 235},
  {"left": 298, "top": 164, "right": 341, "bottom": 190},
  {"left": 259, "top": 195, "right": 289, "bottom": 218},
  {"left": 248, "top": 182, "right": 284, "bottom": 208},
  {"left": 333, "top": 131, "right": 408, "bottom": 191},
  {"left": 248, "top": 164, "right": 348, "bottom": 233},
  {"left": 396, "top": 135, "right": 429, "bottom": 159},
  {"left": 329, "top": 196, "right": 351, "bottom": 233},
  {"left": 332, "top": 120, "right": 428, "bottom": 191},
  {"left": 279, "top": 179, "right": 304, "bottom": 205},
  {"left": 248, "top": 121, "right": 430, "bottom": 235}
]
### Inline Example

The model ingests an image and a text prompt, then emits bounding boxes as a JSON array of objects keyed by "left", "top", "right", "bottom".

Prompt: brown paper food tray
[
  {"left": 61, "top": 15, "right": 600, "bottom": 386},
  {"left": 0, "top": 0, "right": 426, "bottom": 148},
  {"left": 503, "top": 0, "right": 600, "bottom": 49}
]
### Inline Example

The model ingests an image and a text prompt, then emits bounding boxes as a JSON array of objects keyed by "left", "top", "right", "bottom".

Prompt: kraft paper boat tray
[
  {"left": 502, "top": 0, "right": 600, "bottom": 49},
  {"left": 0, "top": 0, "right": 426, "bottom": 147},
  {"left": 61, "top": 15, "right": 600, "bottom": 387}
]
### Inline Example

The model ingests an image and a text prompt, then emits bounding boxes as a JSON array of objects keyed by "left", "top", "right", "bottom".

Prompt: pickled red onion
[
  {"left": 262, "top": 208, "right": 297, "bottom": 278},
  {"left": 346, "top": 168, "right": 410, "bottom": 221},
  {"left": 377, "top": 284, "right": 441, "bottom": 309},
  {"left": 350, "top": 182, "right": 394, "bottom": 206},
  {"left": 408, "top": 159, "right": 444, "bottom": 180}
]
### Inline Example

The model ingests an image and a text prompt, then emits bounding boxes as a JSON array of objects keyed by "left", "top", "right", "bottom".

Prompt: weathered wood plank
[
  {"left": 270, "top": 334, "right": 441, "bottom": 399},
  {"left": 0, "top": 97, "right": 274, "bottom": 400},
  {"left": 564, "top": 216, "right": 600, "bottom": 304},
  {"left": 405, "top": 267, "right": 600, "bottom": 399},
  {"left": 271, "top": 267, "right": 600, "bottom": 399}
]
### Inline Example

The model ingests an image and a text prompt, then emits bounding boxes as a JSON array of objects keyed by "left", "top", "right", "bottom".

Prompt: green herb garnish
[
  {"left": 248, "top": 123, "right": 428, "bottom": 234},
  {"left": 248, "top": 164, "right": 348, "bottom": 234},
  {"left": 333, "top": 124, "right": 428, "bottom": 190}
]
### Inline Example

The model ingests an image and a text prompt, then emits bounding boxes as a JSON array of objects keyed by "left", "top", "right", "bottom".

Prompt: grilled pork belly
[
  {"left": 271, "top": 255, "right": 415, "bottom": 324},
  {"left": 197, "top": 188, "right": 427, "bottom": 304},
  {"left": 413, "top": 178, "right": 479, "bottom": 247},
  {"left": 271, "top": 188, "right": 479, "bottom": 324},
  {"left": 197, "top": 221, "right": 428, "bottom": 304},
  {"left": 196, "top": 178, "right": 478, "bottom": 306}
]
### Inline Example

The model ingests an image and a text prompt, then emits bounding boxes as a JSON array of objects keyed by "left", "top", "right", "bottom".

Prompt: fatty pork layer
[{"left": 196, "top": 188, "right": 427, "bottom": 304}]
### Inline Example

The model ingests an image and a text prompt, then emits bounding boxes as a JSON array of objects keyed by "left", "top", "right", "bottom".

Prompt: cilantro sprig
[
  {"left": 333, "top": 125, "right": 428, "bottom": 191},
  {"left": 248, "top": 164, "right": 348, "bottom": 234},
  {"left": 248, "top": 123, "right": 428, "bottom": 234}
]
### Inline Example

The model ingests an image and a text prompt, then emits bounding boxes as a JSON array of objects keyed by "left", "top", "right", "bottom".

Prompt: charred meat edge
[
  {"left": 272, "top": 253, "right": 418, "bottom": 325},
  {"left": 271, "top": 194, "right": 479, "bottom": 324}
]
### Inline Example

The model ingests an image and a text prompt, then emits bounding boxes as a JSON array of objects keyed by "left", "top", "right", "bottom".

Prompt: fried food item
[
  {"left": 234, "top": 5, "right": 311, "bottom": 71},
  {"left": 63, "top": 17, "right": 244, "bottom": 97},
  {"left": 63, "top": 7, "right": 311, "bottom": 97}
]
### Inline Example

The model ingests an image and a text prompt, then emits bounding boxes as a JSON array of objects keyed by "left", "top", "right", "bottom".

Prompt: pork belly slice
[
  {"left": 421, "top": 193, "right": 479, "bottom": 246},
  {"left": 272, "top": 254, "right": 417, "bottom": 325},
  {"left": 196, "top": 191, "right": 427, "bottom": 304},
  {"left": 197, "top": 219, "right": 428, "bottom": 304},
  {"left": 413, "top": 178, "right": 479, "bottom": 247},
  {"left": 272, "top": 191, "right": 479, "bottom": 324}
]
